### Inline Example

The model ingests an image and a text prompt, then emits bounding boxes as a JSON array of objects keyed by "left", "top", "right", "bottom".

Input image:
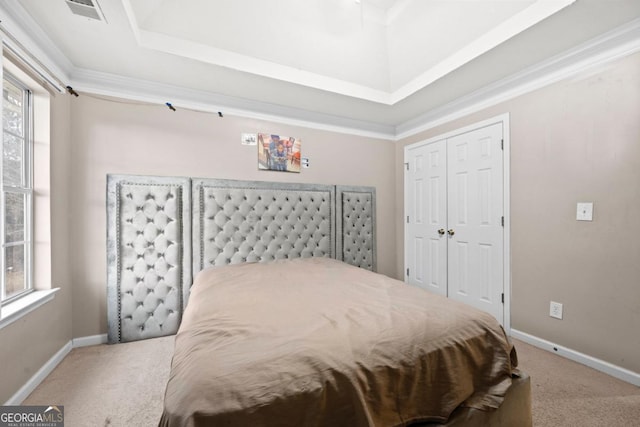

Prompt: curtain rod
[{"left": 0, "top": 22, "right": 67, "bottom": 93}]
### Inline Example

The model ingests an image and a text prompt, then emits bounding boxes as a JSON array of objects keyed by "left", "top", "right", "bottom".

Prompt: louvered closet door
[
  {"left": 405, "top": 139, "right": 447, "bottom": 295},
  {"left": 447, "top": 123, "right": 504, "bottom": 324}
]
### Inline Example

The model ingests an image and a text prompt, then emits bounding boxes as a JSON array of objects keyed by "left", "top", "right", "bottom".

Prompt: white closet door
[
  {"left": 405, "top": 139, "right": 447, "bottom": 295},
  {"left": 446, "top": 123, "right": 504, "bottom": 324}
]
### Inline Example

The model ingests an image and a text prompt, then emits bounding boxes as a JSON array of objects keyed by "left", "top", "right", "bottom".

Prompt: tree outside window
[{"left": 1, "top": 71, "right": 32, "bottom": 302}]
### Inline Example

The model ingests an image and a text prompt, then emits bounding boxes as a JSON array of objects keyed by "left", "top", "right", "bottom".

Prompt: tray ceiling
[
  {"left": 8, "top": 0, "right": 640, "bottom": 134},
  {"left": 124, "top": 0, "right": 569, "bottom": 103}
]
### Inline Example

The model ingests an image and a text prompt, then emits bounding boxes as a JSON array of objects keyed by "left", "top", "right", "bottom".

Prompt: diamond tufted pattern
[
  {"left": 193, "top": 180, "right": 335, "bottom": 270},
  {"left": 119, "top": 183, "right": 182, "bottom": 341},
  {"left": 108, "top": 176, "right": 377, "bottom": 344},
  {"left": 337, "top": 186, "right": 376, "bottom": 271},
  {"left": 107, "top": 175, "right": 191, "bottom": 344}
]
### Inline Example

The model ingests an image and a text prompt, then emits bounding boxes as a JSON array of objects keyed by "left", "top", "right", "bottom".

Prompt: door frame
[{"left": 403, "top": 113, "right": 511, "bottom": 334}]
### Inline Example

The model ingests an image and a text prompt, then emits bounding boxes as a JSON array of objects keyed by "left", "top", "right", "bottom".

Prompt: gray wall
[
  {"left": 69, "top": 96, "right": 396, "bottom": 338},
  {"left": 395, "top": 52, "right": 640, "bottom": 374}
]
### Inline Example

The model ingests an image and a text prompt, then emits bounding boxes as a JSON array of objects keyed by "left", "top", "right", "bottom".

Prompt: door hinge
[
  {"left": 404, "top": 162, "right": 409, "bottom": 171},
  {"left": 501, "top": 139, "right": 504, "bottom": 150},
  {"left": 406, "top": 216, "right": 410, "bottom": 223},
  {"left": 501, "top": 216, "right": 504, "bottom": 227},
  {"left": 406, "top": 268, "right": 410, "bottom": 277},
  {"left": 501, "top": 293, "right": 504, "bottom": 304}
]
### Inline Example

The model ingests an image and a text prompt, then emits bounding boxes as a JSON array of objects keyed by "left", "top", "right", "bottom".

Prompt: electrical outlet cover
[{"left": 576, "top": 202, "right": 593, "bottom": 221}]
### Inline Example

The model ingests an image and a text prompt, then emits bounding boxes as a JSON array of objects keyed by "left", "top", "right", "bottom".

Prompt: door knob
[
  {"left": 438, "top": 229, "right": 445, "bottom": 236},
  {"left": 448, "top": 229, "right": 455, "bottom": 236}
]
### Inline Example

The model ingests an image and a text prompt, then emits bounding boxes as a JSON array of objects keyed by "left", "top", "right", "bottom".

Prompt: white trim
[
  {"left": 122, "top": 0, "right": 572, "bottom": 105},
  {"left": 72, "top": 333, "right": 108, "bottom": 348},
  {"left": 121, "top": 0, "right": 393, "bottom": 104},
  {"left": 0, "top": 0, "right": 72, "bottom": 89},
  {"left": 390, "top": 1, "right": 575, "bottom": 104},
  {"left": 4, "top": 333, "right": 118, "bottom": 405},
  {"left": 511, "top": 329, "right": 640, "bottom": 387},
  {"left": 72, "top": 16, "right": 640, "bottom": 141},
  {"left": 140, "top": 30, "right": 392, "bottom": 106},
  {"left": 395, "top": 17, "right": 640, "bottom": 140},
  {"left": 0, "top": 288, "right": 60, "bottom": 330},
  {"left": 403, "top": 114, "right": 511, "bottom": 334},
  {"left": 3, "top": 340, "right": 72, "bottom": 405},
  {"left": 502, "top": 115, "right": 511, "bottom": 335},
  {"left": 2, "top": 0, "right": 640, "bottom": 140},
  {"left": 70, "top": 68, "right": 397, "bottom": 141}
]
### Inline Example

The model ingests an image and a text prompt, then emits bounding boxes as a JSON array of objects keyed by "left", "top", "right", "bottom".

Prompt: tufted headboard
[
  {"left": 107, "top": 175, "right": 375, "bottom": 343},
  {"left": 336, "top": 186, "right": 377, "bottom": 272},
  {"left": 106, "top": 175, "right": 192, "bottom": 344},
  {"left": 192, "top": 179, "right": 335, "bottom": 273}
]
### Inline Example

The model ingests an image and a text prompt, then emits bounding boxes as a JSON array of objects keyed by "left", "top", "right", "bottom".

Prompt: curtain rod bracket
[{"left": 66, "top": 86, "right": 79, "bottom": 97}]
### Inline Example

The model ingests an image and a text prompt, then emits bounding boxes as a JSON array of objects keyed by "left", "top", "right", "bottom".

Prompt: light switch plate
[
  {"left": 576, "top": 202, "right": 593, "bottom": 221},
  {"left": 241, "top": 133, "right": 257, "bottom": 145}
]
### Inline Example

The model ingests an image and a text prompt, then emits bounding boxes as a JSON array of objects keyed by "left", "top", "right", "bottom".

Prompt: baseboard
[
  {"left": 72, "top": 333, "right": 107, "bottom": 348},
  {"left": 4, "top": 334, "right": 109, "bottom": 405},
  {"left": 511, "top": 329, "right": 640, "bottom": 387},
  {"left": 4, "top": 341, "right": 72, "bottom": 405}
]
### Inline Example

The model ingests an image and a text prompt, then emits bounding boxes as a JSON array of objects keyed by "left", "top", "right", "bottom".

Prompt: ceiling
[{"left": 5, "top": 0, "right": 640, "bottom": 137}]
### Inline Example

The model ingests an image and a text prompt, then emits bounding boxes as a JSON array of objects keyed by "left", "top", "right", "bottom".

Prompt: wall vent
[{"left": 65, "top": 0, "right": 106, "bottom": 22}]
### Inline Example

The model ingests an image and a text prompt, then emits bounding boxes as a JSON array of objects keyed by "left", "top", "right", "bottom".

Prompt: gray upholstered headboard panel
[
  {"left": 107, "top": 175, "right": 191, "bottom": 344},
  {"left": 107, "top": 175, "right": 375, "bottom": 343},
  {"left": 336, "top": 186, "right": 376, "bottom": 271},
  {"left": 192, "top": 179, "right": 335, "bottom": 274}
]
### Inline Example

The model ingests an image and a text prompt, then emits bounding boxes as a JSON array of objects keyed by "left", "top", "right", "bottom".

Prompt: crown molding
[
  {"left": 2, "top": 0, "right": 640, "bottom": 142},
  {"left": 70, "top": 67, "right": 397, "bottom": 140},
  {"left": 122, "top": 0, "right": 573, "bottom": 106},
  {"left": 121, "top": 0, "right": 394, "bottom": 105},
  {"left": 0, "top": 0, "right": 73, "bottom": 83},
  {"left": 71, "top": 17, "right": 640, "bottom": 142},
  {"left": 389, "top": 0, "right": 575, "bottom": 104},
  {"left": 395, "top": 17, "right": 640, "bottom": 140}
]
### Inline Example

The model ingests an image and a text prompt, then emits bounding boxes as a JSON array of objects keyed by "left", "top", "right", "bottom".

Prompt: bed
[{"left": 105, "top": 175, "right": 531, "bottom": 427}]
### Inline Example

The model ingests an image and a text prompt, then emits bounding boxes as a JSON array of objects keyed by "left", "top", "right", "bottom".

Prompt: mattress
[{"left": 159, "top": 257, "right": 518, "bottom": 427}]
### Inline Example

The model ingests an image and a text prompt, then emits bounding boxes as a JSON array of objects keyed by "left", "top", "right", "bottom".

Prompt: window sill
[{"left": 0, "top": 288, "right": 60, "bottom": 331}]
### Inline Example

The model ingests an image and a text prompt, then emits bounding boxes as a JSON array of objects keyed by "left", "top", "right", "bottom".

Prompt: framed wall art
[{"left": 258, "top": 133, "right": 301, "bottom": 173}]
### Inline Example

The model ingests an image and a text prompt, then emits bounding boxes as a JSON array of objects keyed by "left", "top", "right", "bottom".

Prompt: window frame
[{"left": 1, "top": 69, "right": 34, "bottom": 303}]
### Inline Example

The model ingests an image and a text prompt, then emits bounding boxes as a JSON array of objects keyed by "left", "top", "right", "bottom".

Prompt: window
[{"left": 1, "top": 70, "right": 33, "bottom": 303}]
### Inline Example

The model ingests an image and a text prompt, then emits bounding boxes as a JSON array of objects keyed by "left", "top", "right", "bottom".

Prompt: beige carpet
[
  {"left": 23, "top": 336, "right": 174, "bottom": 426},
  {"left": 23, "top": 337, "right": 640, "bottom": 426}
]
